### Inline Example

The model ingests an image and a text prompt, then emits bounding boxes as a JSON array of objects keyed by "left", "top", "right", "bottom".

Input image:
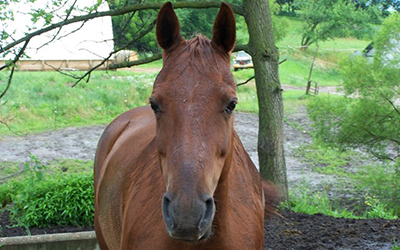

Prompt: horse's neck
[
  {"left": 212, "top": 132, "right": 241, "bottom": 231},
  {"left": 213, "top": 130, "right": 260, "bottom": 230}
]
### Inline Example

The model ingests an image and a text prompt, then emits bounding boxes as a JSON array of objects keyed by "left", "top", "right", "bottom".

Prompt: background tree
[
  {"left": 297, "top": 0, "right": 372, "bottom": 49},
  {"left": 243, "top": 0, "right": 288, "bottom": 200}
]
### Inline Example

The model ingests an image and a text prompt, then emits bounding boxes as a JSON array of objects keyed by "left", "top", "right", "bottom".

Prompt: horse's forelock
[{"left": 162, "top": 35, "right": 230, "bottom": 74}]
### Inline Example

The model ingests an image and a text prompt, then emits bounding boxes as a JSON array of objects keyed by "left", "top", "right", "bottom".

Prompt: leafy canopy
[{"left": 297, "top": 0, "right": 373, "bottom": 48}]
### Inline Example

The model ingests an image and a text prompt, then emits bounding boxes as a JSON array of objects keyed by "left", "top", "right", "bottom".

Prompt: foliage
[
  {"left": 359, "top": 0, "right": 400, "bottom": 15},
  {"left": 2, "top": 155, "right": 94, "bottom": 228},
  {"left": 307, "top": 13, "right": 400, "bottom": 162},
  {"left": 9, "top": 173, "right": 94, "bottom": 227},
  {"left": 269, "top": 0, "right": 289, "bottom": 42},
  {"left": 288, "top": 179, "right": 398, "bottom": 219},
  {"left": 275, "top": 0, "right": 296, "bottom": 14},
  {"left": 363, "top": 193, "right": 397, "bottom": 219},
  {"left": 373, "top": 12, "right": 400, "bottom": 66},
  {"left": 354, "top": 163, "right": 400, "bottom": 217},
  {"left": 296, "top": 0, "right": 373, "bottom": 48},
  {"left": 0, "top": 155, "right": 94, "bottom": 228}
]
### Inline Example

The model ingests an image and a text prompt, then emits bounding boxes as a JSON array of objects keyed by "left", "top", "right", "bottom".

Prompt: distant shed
[{"left": 1, "top": 0, "right": 114, "bottom": 71}]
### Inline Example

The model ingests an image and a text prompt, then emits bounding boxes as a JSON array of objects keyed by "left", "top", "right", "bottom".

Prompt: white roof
[{"left": 3, "top": 0, "right": 114, "bottom": 60}]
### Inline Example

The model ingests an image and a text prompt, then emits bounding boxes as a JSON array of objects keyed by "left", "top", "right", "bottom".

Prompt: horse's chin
[{"left": 167, "top": 226, "right": 212, "bottom": 242}]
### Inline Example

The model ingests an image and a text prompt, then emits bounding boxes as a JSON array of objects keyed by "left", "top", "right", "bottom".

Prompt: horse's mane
[{"left": 163, "top": 35, "right": 230, "bottom": 74}]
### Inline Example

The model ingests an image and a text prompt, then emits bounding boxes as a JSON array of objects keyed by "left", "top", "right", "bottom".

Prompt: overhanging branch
[
  {"left": 1, "top": 1, "right": 243, "bottom": 54},
  {"left": 109, "top": 53, "right": 162, "bottom": 69}
]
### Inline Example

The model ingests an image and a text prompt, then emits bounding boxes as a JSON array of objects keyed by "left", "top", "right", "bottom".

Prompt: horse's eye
[
  {"left": 225, "top": 100, "right": 237, "bottom": 115},
  {"left": 150, "top": 100, "right": 160, "bottom": 114}
]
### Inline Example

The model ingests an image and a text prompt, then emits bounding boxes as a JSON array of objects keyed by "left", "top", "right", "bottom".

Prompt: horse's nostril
[
  {"left": 162, "top": 193, "right": 174, "bottom": 229},
  {"left": 199, "top": 197, "right": 215, "bottom": 231}
]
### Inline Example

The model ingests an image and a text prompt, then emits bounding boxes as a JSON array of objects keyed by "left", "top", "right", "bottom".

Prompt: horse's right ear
[{"left": 156, "top": 2, "right": 183, "bottom": 51}]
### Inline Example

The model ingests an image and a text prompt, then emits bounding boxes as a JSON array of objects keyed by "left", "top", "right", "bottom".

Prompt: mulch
[{"left": 1, "top": 209, "right": 399, "bottom": 250}]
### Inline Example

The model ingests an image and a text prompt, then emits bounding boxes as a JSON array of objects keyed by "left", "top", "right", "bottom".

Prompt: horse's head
[{"left": 151, "top": 2, "right": 236, "bottom": 242}]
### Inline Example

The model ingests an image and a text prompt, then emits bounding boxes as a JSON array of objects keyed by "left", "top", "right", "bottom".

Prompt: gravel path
[{"left": 0, "top": 110, "right": 333, "bottom": 190}]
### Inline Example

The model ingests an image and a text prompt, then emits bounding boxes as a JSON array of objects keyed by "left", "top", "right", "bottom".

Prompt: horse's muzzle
[{"left": 162, "top": 192, "right": 215, "bottom": 242}]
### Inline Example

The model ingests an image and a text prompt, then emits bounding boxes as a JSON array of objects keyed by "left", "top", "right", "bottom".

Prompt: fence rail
[{"left": 0, "top": 59, "right": 113, "bottom": 71}]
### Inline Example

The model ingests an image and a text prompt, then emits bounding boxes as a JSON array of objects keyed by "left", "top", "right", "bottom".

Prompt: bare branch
[
  {"left": 0, "top": 39, "right": 30, "bottom": 99},
  {"left": 383, "top": 96, "right": 400, "bottom": 116},
  {"left": 1, "top": 1, "right": 243, "bottom": 54},
  {"left": 109, "top": 53, "right": 162, "bottom": 69},
  {"left": 237, "top": 76, "right": 255, "bottom": 87},
  {"left": 0, "top": 67, "right": 15, "bottom": 100},
  {"left": 236, "top": 58, "right": 287, "bottom": 87},
  {"left": 0, "top": 39, "right": 30, "bottom": 71},
  {"left": 69, "top": 17, "right": 158, "bottom": 86},
  {"left": 233, "top": 44, "right": 249, "bottom": 53},
  {"left": 36, "top": 0, "right": 79, "bottom": 51}
]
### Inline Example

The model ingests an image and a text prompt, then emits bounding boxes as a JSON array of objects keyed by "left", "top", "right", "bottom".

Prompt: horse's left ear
[
  {"left": 156, "top": 2, "right": 184, "bottom": 51},
  {"left": 212, "top": 2, "right": 236, "bottom": 53}
]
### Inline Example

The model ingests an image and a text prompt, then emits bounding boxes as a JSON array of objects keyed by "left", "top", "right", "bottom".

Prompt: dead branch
[
  {"left": 1, "top": 1, "right": 243, "bottom": 55},
  {"left": 109, "top": 53, "right": 162, "bottom": 69},
  {"left": 236, "top": 58, "right": 287, "bottom": 87},
  {"left": 36, "top": 0, "right": 79, "bottom": 51},
  {"left": 237, "top": 76, "right": 255, "bottom": 87}
]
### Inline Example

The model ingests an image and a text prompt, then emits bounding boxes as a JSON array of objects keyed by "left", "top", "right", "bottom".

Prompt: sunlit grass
[{"left": 0, "top": 71, "right": 154, "bottom": 136}]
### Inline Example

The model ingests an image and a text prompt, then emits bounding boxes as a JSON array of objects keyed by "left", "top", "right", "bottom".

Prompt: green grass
[
  {"left": 0, "top": 71, "right": 154, "bottom": 136},
  {"left": 287, "top": 181, "right": 398, "bottom": 220},
  {"left": 293, "top": 143, "right": 363, "bottom": 176},
  {"left": 289, "top": 139, "right": 400, "bottom": 219}
]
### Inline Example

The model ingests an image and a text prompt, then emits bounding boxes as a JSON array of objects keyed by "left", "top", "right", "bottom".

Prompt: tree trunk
[{"left": 242, "top": 0, "right": 288, "bottom": 201}]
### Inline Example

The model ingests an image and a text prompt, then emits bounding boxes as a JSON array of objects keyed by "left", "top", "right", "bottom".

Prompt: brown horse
[{"left": 94, "top": 2, "right": 276, "bottom": 250}]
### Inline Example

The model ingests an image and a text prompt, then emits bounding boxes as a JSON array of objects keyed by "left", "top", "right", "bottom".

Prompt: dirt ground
[{"left": 1, "top": 102, "right": 399, "bottom": 249}]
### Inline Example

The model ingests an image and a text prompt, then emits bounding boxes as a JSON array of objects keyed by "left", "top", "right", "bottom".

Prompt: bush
[
  {"left": 355, "top": 163, "right": 400, "bottom": 218},
  {"left": 9, "top": 173, "right": 94, "bottom": 228}
]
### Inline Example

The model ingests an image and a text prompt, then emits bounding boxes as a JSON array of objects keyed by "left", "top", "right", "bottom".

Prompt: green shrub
[
  {"left": 355, "top": 163, "right": 400, "bottom": 218},
  {"left": 9, "top": 173, "right": 94, "bottom": 227},
  {"left": 0, "top": 180, "right": 26, "bottom": 208}
]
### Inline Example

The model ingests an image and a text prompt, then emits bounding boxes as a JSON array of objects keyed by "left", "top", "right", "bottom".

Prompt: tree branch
[
  {"left": 0, "top": 40, "right": 30, "bottom": 99},
  {"left": 237, "top": 76, "right": 255, "bottom": 87},
  {"left": 109, "top": 53, "right": 162, "bottom": 69},
  {"left": 36, "top": 0, "right": 79, "bottom": 51},
  {"left": 383, "top": 96, "right": 400, "bottom": 116},
  {"left": 1, "top": 1, "right": 243, "bottom": 55},
  {"left": 0, "top": 39, "right": 30, "bottom": 71}
]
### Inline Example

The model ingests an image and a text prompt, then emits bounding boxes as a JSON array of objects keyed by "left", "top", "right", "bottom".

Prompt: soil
[{"left": 1, "top": 93, "right": 399, "bottom": 249}]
